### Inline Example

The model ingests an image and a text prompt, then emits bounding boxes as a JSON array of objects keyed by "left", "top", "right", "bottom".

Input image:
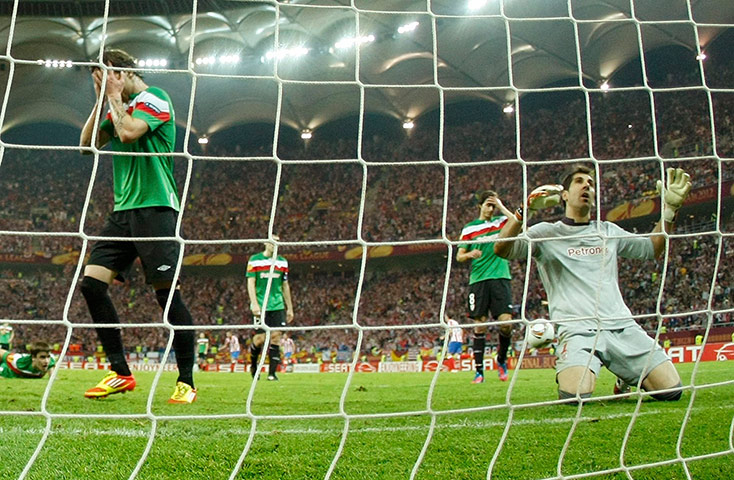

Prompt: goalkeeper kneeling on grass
[{"left": 494, "top": 165, "right": 690, "bottom": 402}]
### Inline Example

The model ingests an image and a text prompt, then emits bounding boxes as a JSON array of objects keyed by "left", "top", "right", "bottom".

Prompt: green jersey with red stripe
[
  {"left": 0, "top": 351, "right": 55, "bottom": 378},
  {"left": 100, "top": 86, "right": 179, "bottom": 212},
  {"left": 246, "top": 252, "right": 289, "bottom": 311},
  {"left": 458, "top": 216, "right": 511, "bottom": 284}
]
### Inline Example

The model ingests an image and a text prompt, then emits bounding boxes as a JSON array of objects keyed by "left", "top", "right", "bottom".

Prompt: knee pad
[
  {"left": 651, "top": 383, "right": 683, "bottom": 401},
  {"left": 80, "top": 276, "right": 108, "bottom": 300}
]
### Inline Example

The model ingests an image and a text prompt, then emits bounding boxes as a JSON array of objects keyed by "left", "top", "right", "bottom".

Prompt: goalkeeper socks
[
  {"left": 268, "top": 344, "right": 281, "bottom": 376},
  {"left": 473, "top": 336, "right": 486, "bottom": 374},
  {"left": 156, "top": 289, "right": 195, "bottom": 385},
  {"left": 251, "top": 344, "right": 263, "bottom": 376},
  {"left": 80, "top": 276, "right": 131, "bottom": 376},
  {"left": 497, "top": 331, "right": 511, "bottom": 365}
]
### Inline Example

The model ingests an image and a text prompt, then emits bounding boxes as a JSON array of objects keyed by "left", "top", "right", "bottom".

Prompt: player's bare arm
[
  {"left": 247, "top": 276, "right": 261, "bottom": 316},
  {"left": 80, "top": 69, "right": 111, "bottom": 152},
  {"left": 282, "top": 280, "right": 294, "bottom": 323},
  {"left": 105, "top": 68, "right": 149, "bottom": 143},
  {"left": 456, "top": 247, "right": 482, "bottom": 262},
  {"left": 487, "top": 194, "right": 515, "bottom": 219}
]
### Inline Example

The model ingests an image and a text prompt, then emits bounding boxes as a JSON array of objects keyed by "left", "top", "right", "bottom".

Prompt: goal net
[{"left": 0, "top": 0, "right": 733, "bottom": 479}]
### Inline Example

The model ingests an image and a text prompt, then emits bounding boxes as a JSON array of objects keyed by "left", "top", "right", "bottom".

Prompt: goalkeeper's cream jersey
[{"left": 506, "top": 218, "right": 655, "bottom": 335}]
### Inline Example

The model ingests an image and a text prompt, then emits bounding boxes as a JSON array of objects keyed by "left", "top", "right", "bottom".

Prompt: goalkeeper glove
[
  {"left": 656, "top": 167, "right": 692, "bottom": 222},
  {"left": 518, "top": 184, "right": 563, "bottom": 220}
]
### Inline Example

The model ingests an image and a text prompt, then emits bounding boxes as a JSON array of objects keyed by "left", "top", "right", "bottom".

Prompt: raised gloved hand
[
  {"left": 525, "top": 184, "right": 564, "bottom": 218},
  {"left": 656, "top": 168, "right": 692, "bottom": 222}
]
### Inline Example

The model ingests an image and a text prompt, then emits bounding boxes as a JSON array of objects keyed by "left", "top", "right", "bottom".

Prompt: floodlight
[{"left": 398, "top": 22, "right": 419, "bottom": 34}]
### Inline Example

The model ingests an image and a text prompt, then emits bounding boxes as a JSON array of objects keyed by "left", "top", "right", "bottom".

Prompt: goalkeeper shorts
[{"left": 555, "top": 324, "right": 671, "bottom": 386}]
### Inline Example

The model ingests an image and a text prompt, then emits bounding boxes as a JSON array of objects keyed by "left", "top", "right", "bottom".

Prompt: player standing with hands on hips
[
  {"left": 247, "top": 236, "right": 294, "bottom": 381},
  {"left": 494, "top": 165, "right": 690, "bottom": 402},
  {"left": 79, "top": 48, "right": 197, "bottom": 404},
  {"left": 457, "top": 190, "right": 517, "bottom": 384}
]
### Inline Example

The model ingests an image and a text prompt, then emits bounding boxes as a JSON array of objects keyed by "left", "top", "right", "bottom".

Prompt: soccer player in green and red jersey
[
  {"left": 79, "top": 48, "right": 196, "bottom": 404},
  {"left": 457, "top": 190, "right": 517, "bottom": 384},
  {"left": 247, "top": 236, "right": 294, "bottom": 381},
  {"left": 0, "top": 342, "right": 55, "bottom": 379}
]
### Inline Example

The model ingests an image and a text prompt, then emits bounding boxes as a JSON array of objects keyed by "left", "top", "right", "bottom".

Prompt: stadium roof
[{"left": 1, "top": 0, "right": 732, "bottom": 139}]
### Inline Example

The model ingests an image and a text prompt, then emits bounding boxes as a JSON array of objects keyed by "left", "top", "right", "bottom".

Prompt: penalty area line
[{"left": 0, "top": 407, "right": 700, "bottom": 438}]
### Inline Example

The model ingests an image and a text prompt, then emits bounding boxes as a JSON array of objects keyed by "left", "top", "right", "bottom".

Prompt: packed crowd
[
  {"left": 1, "top": 219, "right": 731, "bottom": 359},
  {"left": 1, "top": 56, "right": 733, "bottom": 359}
]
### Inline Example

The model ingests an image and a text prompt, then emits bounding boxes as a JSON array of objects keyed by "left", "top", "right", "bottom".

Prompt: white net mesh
[{"left": 1, "top": 0, "right": 733, "bottom": 479}]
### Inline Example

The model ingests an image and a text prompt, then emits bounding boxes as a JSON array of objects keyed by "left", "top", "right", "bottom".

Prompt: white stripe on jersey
[
  {"left": 132, "top": 90, "right": 171, "bottom": 114},
  {"left": 460, "top": 217, "right": 506, "bottom": 238},
  {"left": 248, "top": 258, "right": 289, "bottom": 270}
]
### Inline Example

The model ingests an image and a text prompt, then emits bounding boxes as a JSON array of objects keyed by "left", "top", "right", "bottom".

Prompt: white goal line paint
[{"left": 3, "top": 406, "right": 729, "bottom": 439}]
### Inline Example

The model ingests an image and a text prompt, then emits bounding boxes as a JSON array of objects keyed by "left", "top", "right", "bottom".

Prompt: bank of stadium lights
[
  {"left": 503, "top": 104, "right": 514, "bottom": 114},
  {"left": 137, "top": 58, "right": 168, "bottom": 68},
  {"left": 198, "top": 136, "right": 209, "bottom": 145},
  {"left": 265, "top": 47, "right": 309, "bottom": 61},
  {"left": 40, "top": 59, "right": 73, "bottom": 68},
  {"left": 301, "top": 129, "right": 313, "bottom": 140},
  {"left": 333, "top": 35, "right": 375, "bottom": 51},
  {"left": 397, "top": 21, "right": 419, "bottom": 35},
  {"left": 195, "top": 55, "right": 240, "bottom": 66},
  {"left": 696, "top": 52, "right": 707, "bottom": 61},
  {"left": 402, "top": 120, "right": 414, "bottom": 130},
  {"left": 600, "top": 81, "right": 611, "bottom": 91}
]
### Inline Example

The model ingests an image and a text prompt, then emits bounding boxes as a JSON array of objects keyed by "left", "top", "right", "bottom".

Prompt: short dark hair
[
  {"left": 476, "top": 189, "right": 498, "bottom": 205},
  {"left": 94, "top": 48, "right": 142, "bottom": 78},
  {"left": 561, "top": 165, "right": 594, "bottom": 191},
  {"left": 29, "top": 341, "right": 51, "bottom": 357}
]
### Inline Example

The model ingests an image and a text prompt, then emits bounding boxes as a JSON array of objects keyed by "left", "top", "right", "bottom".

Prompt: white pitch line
[{"left": 3, "top": 407, "right": 726, "bottom": 439}]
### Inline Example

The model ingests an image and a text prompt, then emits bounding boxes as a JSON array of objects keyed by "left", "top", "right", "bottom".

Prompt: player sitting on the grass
[
  {"left": 494, "top": 165, "right": 690, "bottom": 402},
  {"left": 247, "top": 236, "right": 294, "bottom": 381},
  {"left": 79, "top": 48, "right": 196, "bottom": 403},
  {"left": 0, "top": 342, "right": 56, "bottom": 379},
  {"left": 457, "top": 190, "right": 517, "bottom": 383}
]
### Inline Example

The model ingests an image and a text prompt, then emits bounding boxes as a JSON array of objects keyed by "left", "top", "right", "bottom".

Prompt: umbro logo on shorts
[{"left": 157, "top": 265, "right": 172, "bottom": 272}]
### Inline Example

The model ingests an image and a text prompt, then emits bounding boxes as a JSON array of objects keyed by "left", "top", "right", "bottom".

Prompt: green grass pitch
[{"left": 1, "top": 362, "right": 732, "bottom": 480}]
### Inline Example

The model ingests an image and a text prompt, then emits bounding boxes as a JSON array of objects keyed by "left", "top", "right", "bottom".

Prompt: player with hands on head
[
  {"left": 495, "top": 165, "right": 691, "bottom": 402},
  {"left": 457, "top": 190, "right": 517, "bottom": 383},
  {"left": 247, "top": 236, "right": 294, "bottom": 381},
  {"left": 79, "top": 48, "right": 197, "bottom": 404}
]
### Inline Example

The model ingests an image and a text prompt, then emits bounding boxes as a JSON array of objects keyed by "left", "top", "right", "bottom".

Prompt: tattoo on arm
[{"left": 108, "top": 97, "right": 128, "bottom": 137}]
